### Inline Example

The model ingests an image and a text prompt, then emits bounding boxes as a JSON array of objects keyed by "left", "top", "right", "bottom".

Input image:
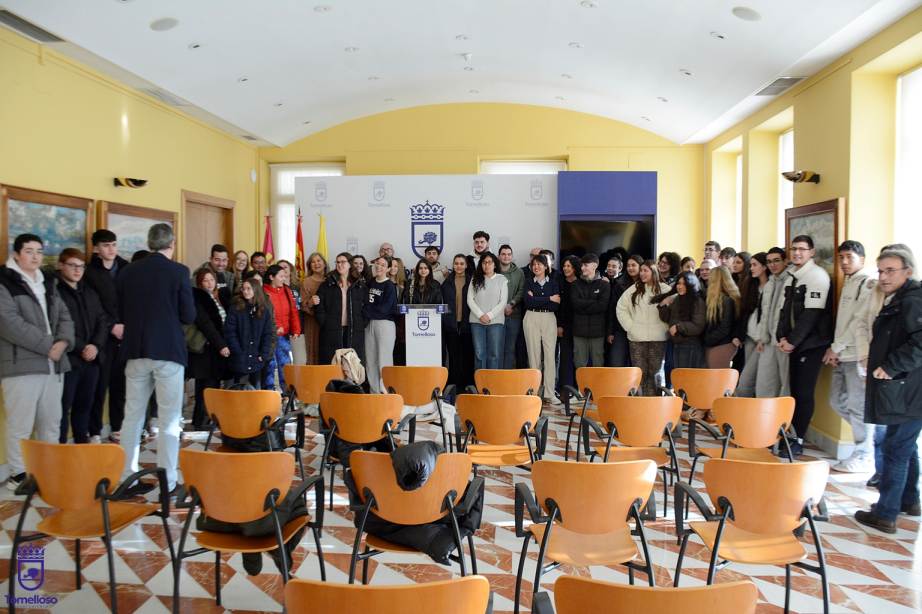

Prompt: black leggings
[{"left": 789, "top": 346, "right": 826, "bottom": 439}]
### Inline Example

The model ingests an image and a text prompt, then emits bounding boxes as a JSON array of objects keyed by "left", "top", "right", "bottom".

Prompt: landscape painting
[
  {"left": 1, "top": 185, "right": 93, "bottom": 265},
  {"left": 97, "top": 201, "right": 177, "bottom": 259}
]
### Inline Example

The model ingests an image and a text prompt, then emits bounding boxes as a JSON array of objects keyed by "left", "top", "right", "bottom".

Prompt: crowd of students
[{"left": 0, "top": 225, "right": 919, "bottom": 534}]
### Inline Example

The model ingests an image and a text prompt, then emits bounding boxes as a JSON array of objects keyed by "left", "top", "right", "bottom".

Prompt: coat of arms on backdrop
[{"left": 409, "top": 201, "right": 444, "bottom": 260}]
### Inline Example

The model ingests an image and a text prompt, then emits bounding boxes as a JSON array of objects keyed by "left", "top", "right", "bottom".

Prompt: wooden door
[{"left": 181, "top": 190, "right": 234, "bottom": 269}]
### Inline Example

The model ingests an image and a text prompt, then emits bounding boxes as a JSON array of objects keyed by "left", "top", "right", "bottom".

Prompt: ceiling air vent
[
  {"left": 139, "top": 87, "right": 190, "bottom": 107},
  {"left": 0, "top": 10, "right": 64, "bottom": 43},
  {"left": 755, "top": 77, "right": 805, "bottom": 96}
]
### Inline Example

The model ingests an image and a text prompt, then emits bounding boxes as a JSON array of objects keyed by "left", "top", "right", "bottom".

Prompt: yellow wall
[
  {"left": 260, "top": 103, "right": 706, "bottom": 259},
  {"left": 0, "top": 28, "right": 259, "bottom": 467},
  {"left": 705, "top": 6, "right": 922, "bottom": 446}
]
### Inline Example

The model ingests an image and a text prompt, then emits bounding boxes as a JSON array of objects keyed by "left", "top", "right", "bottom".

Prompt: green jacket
[{"left": 500, "top": 263, "right": 525, "bottom": 318}]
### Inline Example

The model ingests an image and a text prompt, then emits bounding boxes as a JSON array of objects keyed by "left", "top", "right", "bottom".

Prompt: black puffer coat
[{"left": 315, "top": 274, "right": 367, "bottom": 364}]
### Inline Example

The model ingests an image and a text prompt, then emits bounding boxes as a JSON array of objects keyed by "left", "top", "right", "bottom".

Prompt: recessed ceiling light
[
  {"left": 313, "top": 5, "right": 332, "bottom": 13},
  {"left": 237, "top": 76, "right": 249, "bottom": 83},
  {"left": 561, "top": 73, "right": 573, "bottom": 79},
  {"left": 455, "top": 34, "right": 470, "bottom": 41},
  {"left": 368, "top": 76, "right": 380, "bottom": 81},
  {"left": 344, "top": 46, "right": 359, "bottom": 53},
  {"left": 679, "top": 68, "right": 693, "bottom": 76},
  {"left": 384, "top": 97, "right": 395, "bottom": 102},
  {"left": 555, "top": 95, "right": 566, "bottom": 101},
  {"left": 568, "top": 41, "right": 583, "bottom": 49},
  {"left": 187, "top": 42, "right": 201, "bottom": 50},
  {"left": 469, "top": 89, "right": 479, "bottom": 94},
  {"left": 657, "top": 96, "right": 668, "bottom": 102},
  {"left": 149, "top": 17, "right": 179, "bottom": 32},
  {"left": 463, "top": 66, "right": 474, "bottom": 72},
  {"left": 710, "top": 31, "right": 726, "bottom": 40},
  {"left": 640, "top": 116, "right": 651, "bottom": 122},
  {"left": 731, "top": 6, "right": 761, "bottom": 21},
  {"left": 274, "top": 102, "right": 283, "bottom": 107},
  {"left": 579, "top": 0, "right": 598, "bottom": 7}
]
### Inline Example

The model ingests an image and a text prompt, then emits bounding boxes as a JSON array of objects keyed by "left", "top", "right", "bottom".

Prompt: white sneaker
[
  {"left": 546, "top": 396, "right": 563, "bottom": 407},
  {"left": 833, "top": 452, "right": 874, "bottom": 473},
  {"left": 89, "top": 435, "right": 102, "bottom": 444}
]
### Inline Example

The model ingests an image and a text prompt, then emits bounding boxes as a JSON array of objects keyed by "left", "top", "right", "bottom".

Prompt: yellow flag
[{"left": 316, "top": 214, "right": 329, "bottom": 262}]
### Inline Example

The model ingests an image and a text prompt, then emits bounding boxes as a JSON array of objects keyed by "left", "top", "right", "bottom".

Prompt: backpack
[{"left": 331, "top": 347, "right": 366, "bottom": 385}]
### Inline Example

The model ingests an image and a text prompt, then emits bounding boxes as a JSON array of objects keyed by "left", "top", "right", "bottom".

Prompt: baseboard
[{"left": 806, "top": 427, "right": 853, "bottom": 460}]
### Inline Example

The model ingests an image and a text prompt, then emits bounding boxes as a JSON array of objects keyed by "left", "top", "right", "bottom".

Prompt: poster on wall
[
  {"left": 97, "top": 201, "right": 177, "bottom": 259},
  {"left": 1, "top": 185, "right": 93, "bottom": 265},
  {"left": 294, "top": 174, "right": 558, "bottom": 265}
]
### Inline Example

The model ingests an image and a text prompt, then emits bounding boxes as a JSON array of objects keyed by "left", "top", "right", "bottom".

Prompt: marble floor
[{"left": 0, "top": 401, "right": 919, "bottom": 613}]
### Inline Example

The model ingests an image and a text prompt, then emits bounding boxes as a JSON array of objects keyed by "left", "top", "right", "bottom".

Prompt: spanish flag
[
  {"left": 262, "top": 215, "right": 275, "bottom": 263},
  {"left": 316, "top": 213, "right": 329, "bottom": 262},
  {"left": 295, "top": 213, "right": 306, "bottom": 278}
]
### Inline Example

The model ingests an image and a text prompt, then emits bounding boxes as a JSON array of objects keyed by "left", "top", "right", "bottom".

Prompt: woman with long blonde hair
[
  {"left": 703, "top": 265, "right": 741, "bottom": 368},
  {"left": 300, "top": 252, "right": 328, "bottom": 364}
]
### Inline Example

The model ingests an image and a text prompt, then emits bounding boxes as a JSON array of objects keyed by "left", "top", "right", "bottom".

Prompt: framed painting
[
  {"left": 0, "top": 184, "right": 94, "bottom": 266},
  {"left": 97, "top": 201, "right": 178, "bottom": 259},
  {"left": 785, "top": 197, "right": 846, "bottom": 298}
]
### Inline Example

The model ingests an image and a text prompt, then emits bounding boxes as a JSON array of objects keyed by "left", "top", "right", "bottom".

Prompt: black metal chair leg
[
  {"left": 513, "top": 536, "right": 530, "bottom": 614},
  {"left": 564, "top": 414, "right": 577, "bottom": 461},
  {"left": 75, "top": 538, "right": 82, "bottom": 590},
  {"left": 328, "top": 462, "right": 336, "bottom": 511},
  {"left": 628, "top": 565, "right": 635, "bottom": 585},
  {"left": 784, "top": 564, "right": 791, "bottom": 613},
  {"left": 214, "top": 551, "right": 222, "bottom": 606},
  {"left": 467, "top": 534, "right": 478, "bottom": 575},
  {"left": 102, "top": 536, "right": 118, "bottom": 614},
  {"left": 361, "top": 550, "right": 370, "bottom": 585},
  {"left": 313, "top": 527, "right": 326, "bottom": 581},
  {"left": 295, "top": 447, "right": 305, "bottom": 480},
  {"left": 674, "top": 532, "right": 689, "bottom": 587}
]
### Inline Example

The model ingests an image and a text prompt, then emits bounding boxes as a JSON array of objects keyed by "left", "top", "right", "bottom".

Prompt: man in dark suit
[{"left": 117, "top": 223, "right": 195, "bottom": 495}]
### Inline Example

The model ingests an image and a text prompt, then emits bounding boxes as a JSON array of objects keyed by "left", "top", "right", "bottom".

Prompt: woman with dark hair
[
  {"left": 190, "top": 268, "right": 231, "bottom": 429},
  {"left": 365, "top": 255, "right": 399, "bottom": 392},
  {"left": 524, "top": 254, "right": 562, "bottom": 404},
  {"left": 657, "top": 251, "right": 681, "bottom": 286},
  {"left": 656, "top": 271, "right": 706, "bottom": 370},
  {"left": 623, "top": 255, "right": 644, "bottom": 289},
  {"left": 232, "top": 249, "right": 250, "bottom": 288},
  {"left": 314, "top": 252, "right": 367, "bottom": 365},
  {"left": 735, "top": 252, "right": 769, "bottom": 396},
  {"left": 442, "top": 254, "right": 474, "bottom": 391},
  {"left": 263, "top": 264, "right": 301, "bottom": 391},
  {"left": 225, "top": 277, "right": 275, "bottom": 389},
  {"left": 730, "top": 251, "right": 751, "bottom": 285},
  {"left": 300, "top": 252, "right": 327, "bottom": 365},
  {"left": 467, "top": 251, "right": 508, "bottom": 370},
  {"left": 352, "top": 255, "right": 371, "bottom": 283},
  {"left": 681, "top": 256, "right": 697, "bottom": 273},
  {"left": 617, "top": 260, "right": 671, "bottom": 395},
  {"left": 703, "top": 266, "right": 741, "bottom": 368},
  {"left": 403, "top": 259, "right": 442, "bottom": 305},
  {"left": 557, "top": 255, "right": 581, "bottom": 390}
]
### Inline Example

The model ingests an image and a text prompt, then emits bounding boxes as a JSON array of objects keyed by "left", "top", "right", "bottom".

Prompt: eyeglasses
[
  {"left": 62, "top": 262, "right": 86, "bottom": 270},
  {"left": 878, "top": 267, "right": 908, "bottom": 277}
]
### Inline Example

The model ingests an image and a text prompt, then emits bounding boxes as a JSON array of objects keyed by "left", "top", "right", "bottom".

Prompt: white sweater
[
  {"left": 617, "top": 283, "right": 670, "bottom": 342},
  {"left": 467, "top": 273, "right": 508, "bottom": 326}
]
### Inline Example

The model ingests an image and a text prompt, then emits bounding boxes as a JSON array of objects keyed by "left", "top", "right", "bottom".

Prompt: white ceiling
[{"left": 2, "top": 0, "right": 920, "bottom": 146}]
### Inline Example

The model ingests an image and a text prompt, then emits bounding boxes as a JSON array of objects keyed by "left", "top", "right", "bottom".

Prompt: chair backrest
[
  {"left": 596, "top": 396, "right": 682, "bottom": 447},
  {"left": 554, "top": 576, "right": 757, "bottom": 614},
  {"left": 284, "top": 364, "right": 344, "bottom": 404},
  {"left": 711, "top": 396, "right": 796, "bottom": 448},
  {"left": 350, "top": 451, "right": 472, "bottom": 525},
  {"left": 671, "top": 368, "right": 739, "bottom": 409},
  {"left": 575, "top": 367, "right": 642, "bottom": 399},
  {"left": 382, "top": 366, "right": 448, "bottom": 405},
  {"left": 530, "top": 459, "right": 656, "bottom": 534},
  {"left": 203, "top": 388, "right": 281, "bottom": 439},
  {"left": 702, "top": 458, "right": 829, "bottom": 534},
  {"left": 456, "top": 394, "right": 543, "bottom": 445},
  {"left": 474, "top": 368, "right": 541, "bottom": 395},
  {"left": 21, "top": 440, "right": 123, "bottom": 510},
  {"left": 179, "top": 449, "right": 294, "bottom": 524},
  {"left": 285, "top": 576, "right": 491, "bottom": 614},
  {"left": 319, "top": 392, "right": 404, "bottom": 444}
]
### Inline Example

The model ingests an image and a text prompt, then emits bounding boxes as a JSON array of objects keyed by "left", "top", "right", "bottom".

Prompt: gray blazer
[{"left": 0, "top": 266, "right": 74, "bottom": 378}]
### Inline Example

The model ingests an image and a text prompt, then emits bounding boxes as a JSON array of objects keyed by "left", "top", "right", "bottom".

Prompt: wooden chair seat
[
  {"left": 364, "top": 534, "right": 420, "bottom": 553},
  {"left": 528, "top": 524, "right": 638, "bottom": 567},
  {"left": 697, "top": 447, "right": 781, "bottom": 463},
  {"left": 468, "top": 443, "right": 532, "bottom": 466},
  {"left": 38, "top": 502, "right": 160, "bottom": 539},
  {"left": 194, "top": 516, "right": 309, "bottom": 553},
  {"left": 689, "top": 521, "right": 806, "bottom": 565},
  {"left": 593, "top": 445, "right": 669, "bottom": 467}
]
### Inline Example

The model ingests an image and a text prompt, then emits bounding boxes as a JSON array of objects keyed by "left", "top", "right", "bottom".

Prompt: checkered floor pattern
[{"left": 0, "top": 402, "right": 919, "bottom": 613}]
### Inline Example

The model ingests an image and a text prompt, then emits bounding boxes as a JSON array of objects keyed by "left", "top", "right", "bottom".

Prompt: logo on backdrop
[
  {"left": 409, "top": 201, "right": 444, "bottom": 260},
  {"left": 530, "top": 180, "right": 543, "bottom": 201},
  {"left": 373, "top": 181, "right": 386, "bottom": 202},
  {"left": 315, "top": 182, "right": 327, "bottom": 202},
  {"left": 17, "top": 545, "right": 44, "bottom": 591},
  {"left": 471, "top": 180, "right": 484, "bottom": 201},
  {"left": 417, "top": 310, "right": 430, "bottom": 331}
]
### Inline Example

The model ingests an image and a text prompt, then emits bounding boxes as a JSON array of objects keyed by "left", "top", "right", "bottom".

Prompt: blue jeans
[
  {"left": 503, "top": 317, "right": 522, "bottom": 369},
  {"left": 874, "top": 424, "right": 886, "bottom": 473},
  {"left": 265, "top": 335, "right": 292, "bottom": 391},
  {"left": 875, "top": 419, "right": 922, "bottom": 520},
  {"left": 471, "top": 323, "right": 505, "bottom": 370}
]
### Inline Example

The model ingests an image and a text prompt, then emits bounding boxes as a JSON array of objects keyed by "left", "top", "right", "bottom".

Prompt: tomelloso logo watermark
[{"left": 4, "top": 545, "right": 58, "bottom": 608}]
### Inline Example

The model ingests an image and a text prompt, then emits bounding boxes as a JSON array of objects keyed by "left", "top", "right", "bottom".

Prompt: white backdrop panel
[{"left": 295, "top": 174, "right": 557, "bottom": 263}]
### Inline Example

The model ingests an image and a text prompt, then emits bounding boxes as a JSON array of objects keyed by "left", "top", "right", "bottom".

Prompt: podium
[{"left": 398, "top": 303, "right": 446, "bottom": 366}]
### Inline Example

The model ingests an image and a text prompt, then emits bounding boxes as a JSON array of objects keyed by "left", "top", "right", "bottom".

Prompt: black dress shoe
[
  {"left": 902, "top": 501, "right": 921, "bottom": 516},
  {"left": 242, "top": 553, "right": 263, "bottom": 576},
  {"left": 114, "top": 481, "right": 156, "bottom": 500},
  {"left": 866, "top": 473, "right": 881, "bottom": 489},
  {"left": 855, "top": 510, "right": 897, "bottom": 534}
]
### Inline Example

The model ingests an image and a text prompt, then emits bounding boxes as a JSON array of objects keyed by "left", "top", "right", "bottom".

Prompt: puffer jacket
[
  {"left": 830, "top": 269, "right": 875, "bottom": 361},
  {"left": 571, "top": 275, "right": 611, "bottom": 338},
  {"left": 224, "top": 301, "right": 275, "bottom": 376},
  {"left": 865, "top": 279, "right": 922, "bottom": 425},
  {"left": 757, "top": 271, "right": 789, "bottom": 345},
  {"left": 616, "top": 282, "right": 670, "bottom": 342},
  {"left": 0, "top": 265, "right": 74, "bottom": 377},
  {"left": 657, "top": 295, "right": 706, "bottom": 343}
]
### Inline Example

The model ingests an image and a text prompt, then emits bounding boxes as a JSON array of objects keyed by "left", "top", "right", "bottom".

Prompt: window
[
  {"left": 735, "top": 153, "right": 743, "bottom": 247},
  {"left": 269, "top": 162, "right": 344, "bottom": 262},
  {"left": 895, "top": 65, "right": 922, "bottom": 257},
  {"left": 479, "top": 159, "right": 567, "bottom": 174},
  {"left": 777, "top": 129, "right": 794, "bottom": 245}
]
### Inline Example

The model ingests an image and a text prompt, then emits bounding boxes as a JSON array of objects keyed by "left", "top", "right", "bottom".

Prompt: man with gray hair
[{"left": 116, "top": 223, "right": 195, "bottom": 496}]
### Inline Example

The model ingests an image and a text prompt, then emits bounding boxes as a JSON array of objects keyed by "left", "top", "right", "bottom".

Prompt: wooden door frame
[{"left": 181, "top": 189, "right": 235, "bottom": 264}]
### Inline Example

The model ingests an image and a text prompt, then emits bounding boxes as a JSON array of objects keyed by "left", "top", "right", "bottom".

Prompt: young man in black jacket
[
  {"left": 570, "top": 253, "right": 610, "bottom": 369},
  {"left": 83, "top": 229, "right": 130, "bottom": 443},
  {"left": 56, "top": 248, "right": 110, "bottom": 443}
]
